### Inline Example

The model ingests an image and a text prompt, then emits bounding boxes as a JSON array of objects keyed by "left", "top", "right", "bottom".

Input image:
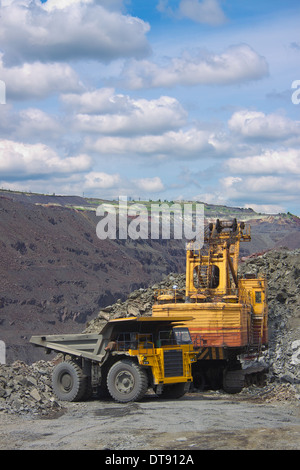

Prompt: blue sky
[{"left": 0, "top": 0, "right": 299, "bottom": 215}]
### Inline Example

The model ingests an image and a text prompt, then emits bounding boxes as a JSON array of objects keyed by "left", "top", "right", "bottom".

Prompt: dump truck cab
[{"left": 30, "top": 316, "right": 196, "bottom": 403}]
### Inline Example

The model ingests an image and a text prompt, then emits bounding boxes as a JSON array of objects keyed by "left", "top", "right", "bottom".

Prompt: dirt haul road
[{"left": 0, "top": 389, "right": 299, "bottom": 451}]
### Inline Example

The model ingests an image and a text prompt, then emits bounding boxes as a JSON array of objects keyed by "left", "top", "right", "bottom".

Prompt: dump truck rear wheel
[
  {"left": 52, "top": 360, "right": 87, "bottom": 402},
  {"left": 107, "top": 359, "right": 148, "bottom": 403}
]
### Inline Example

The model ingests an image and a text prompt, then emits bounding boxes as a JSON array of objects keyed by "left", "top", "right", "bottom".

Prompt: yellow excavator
[{"left": 152, "top": 219, "right": 268, "bottom": 393}]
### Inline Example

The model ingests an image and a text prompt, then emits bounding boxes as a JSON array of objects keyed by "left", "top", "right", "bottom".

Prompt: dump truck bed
[
  {"left": 30, "top": 333, "right": 108, "bottom": 362},
  {"left": 30, "top": 315, "right": 195, "bottom": 362}
]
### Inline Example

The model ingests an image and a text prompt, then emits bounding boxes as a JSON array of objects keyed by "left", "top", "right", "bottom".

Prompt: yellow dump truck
[{"left": 30, "top": 316, "right": 197, "bottom": 403}]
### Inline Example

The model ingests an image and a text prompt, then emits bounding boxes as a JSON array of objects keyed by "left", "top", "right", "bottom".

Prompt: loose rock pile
[
  {"left": 245, "top": 382, "right": 299, "bottom": 403},
  {"left": 0, "top": 360, "right": 62, "bottom": 416},
  {"left": 239, "top": 248, "right": 300, "bottom": 386},
  {"left": 84, "top": 273, "right": 186, "bottom": 333}
]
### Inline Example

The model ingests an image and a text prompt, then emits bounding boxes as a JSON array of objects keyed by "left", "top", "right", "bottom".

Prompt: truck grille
[{"left": 164, "top": 350, "right": 183, "bottom": 377}]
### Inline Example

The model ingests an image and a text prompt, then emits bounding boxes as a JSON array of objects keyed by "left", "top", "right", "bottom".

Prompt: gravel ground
[{"left": 0, "top": 388, "right": 299, "bottom": 451}]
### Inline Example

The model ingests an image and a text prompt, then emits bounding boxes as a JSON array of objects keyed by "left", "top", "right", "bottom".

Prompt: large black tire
[
  {"left": 222, "top": 369, "right": 244, "bottom": 394},
  {"left": 52, "top": 360, "right": 87, "bottom": 402},
  {"left": 107, "top": 359, "right": 148, "bottom": 403},
  {"left": 158, "top": 383, "right": 187, "bottom": 399}
]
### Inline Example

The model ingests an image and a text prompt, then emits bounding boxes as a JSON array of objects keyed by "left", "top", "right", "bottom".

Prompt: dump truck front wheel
[
  {"left": 107, "top": 359, "right": 148, "bottom": 403},
  {"left": 52, "top": 360, "right": 87, "bottom": 402}
]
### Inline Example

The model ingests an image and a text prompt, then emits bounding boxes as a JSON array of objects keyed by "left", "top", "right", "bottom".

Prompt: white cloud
[
  {"left": 237, "top": 176, "right": 283, "bottom": 192},
  {"left": 61, "top": 88, "right": 122, "bottom": 114},
  {"left": 86, "top": 127, "right": 216, "bottom": 158},
  {"left": 226, "top": 149, "right": 300, "bottom": 175},
  {"left": 219, "top": 174, "right": 300, "bottom": 213},
  {"left": 42, "top": 0, "right": 125, "bottom": 12},
  {"left": 179, "top": 0, "right": 227, "bottom": 25},
  {"left": 66, "top": 91, "right": 187, "bottom": 135},
  {"left": 0, "top": 173, "right": 87, "bottom": 197},
  {"left": 122, "top": 44, "right": 268, "bottom": 89},
  {"left": 16, "top": 108, "right": 62, "bottom": 141},
  {"left": 84, "top": 171, "right": 121, "bottom": 189},
  {"left": 0, "top": 54, "right": 82, "bottom": 100},
  {"left": 0, "top": 139, "right": 91, "bottom": 178},
  {"left": 0, "top": 171, "right": 165, "bottom": 199},
  {"left": 0, "top": 105, "right": 63, "bottom": 143},
  {"left": 222, "top": 176, "right": 243, "bottom": 188},
  {"left": 41, "top": 0, "right": 94, "bottom": 11},
  {"left": 228, "top": 109, "right": 300, "bottom": 140},
  {"left": 243, "top": 203, "right": 285, "bottom": 214},
  {"left": 0, "top": 0, "right": 151, "bottom": 66},
  {"left": 157, "top": 0, "right": 227, "bottom": 25},
  {"left": 192, "top": 192, "right": 227, "bottom": 205},
  {"left": 244, "top": 176, "right": 300, "bottom": 194},
  {"left": 134, "top": 176, "right": 165, "bottom": 193}
]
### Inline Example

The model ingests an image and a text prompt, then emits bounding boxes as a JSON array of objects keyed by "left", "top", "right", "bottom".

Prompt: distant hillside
[
  {"left": 0, "top": 189, "right": 299, "bottom": 363},
  {"left": 1, "top": 188, "right": 299, "bottom": 257}
]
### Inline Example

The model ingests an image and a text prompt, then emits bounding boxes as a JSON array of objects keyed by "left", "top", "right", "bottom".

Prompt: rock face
[{"left": 0, "top": 196, "right": 185, "bottom": 363}]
